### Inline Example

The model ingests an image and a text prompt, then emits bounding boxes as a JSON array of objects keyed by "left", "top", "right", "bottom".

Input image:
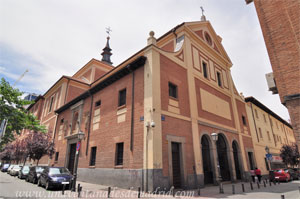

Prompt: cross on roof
[
  {"left": 106, "top": 27, "right": 112, "bottom": 36},
  {"left": 200, "top": 6, "right": 204, "bottom": 16}
]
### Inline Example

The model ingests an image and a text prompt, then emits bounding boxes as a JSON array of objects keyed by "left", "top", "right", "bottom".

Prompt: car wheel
[
  {"left": 37, "top": 179, "right": 42, "bottom": 187},
  {"left": 25, "top": 177, "right": 29, "bottom": 182},
  {"left": 45, "top": 181, "right": 51, "bottom": 190},
  {"left": 290, "top": 177, "right": 293, "bottom": 181},
  {"left": 286, "top": 178, "right": 288, "bottom": 182}
]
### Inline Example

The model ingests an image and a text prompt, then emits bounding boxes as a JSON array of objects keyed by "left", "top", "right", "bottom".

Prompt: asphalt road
[{"left": 1, "top": 171, "right": 300, "bottom": 199}]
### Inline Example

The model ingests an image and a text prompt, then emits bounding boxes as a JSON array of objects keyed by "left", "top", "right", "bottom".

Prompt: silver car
[{"left": 10, "top": 165, "right": 22, "bottom": 176}]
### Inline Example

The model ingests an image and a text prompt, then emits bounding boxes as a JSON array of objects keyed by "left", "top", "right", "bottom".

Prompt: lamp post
[
  {"left": 211, "top": 133, "right": 222, "bottom": 183},
  {"left": 72, "top": 131, "right": 85, "bottom": 191}
]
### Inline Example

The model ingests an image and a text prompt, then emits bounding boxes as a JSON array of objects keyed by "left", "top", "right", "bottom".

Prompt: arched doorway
[
  {"left": 201, "top": 135, "right": 214, "bottom": 184},
  {"left": 217, "top": 134, "right": 231, "bottom": 181},
  {"left": 232, "top": 141, "right": 241, "bottom": 180}
]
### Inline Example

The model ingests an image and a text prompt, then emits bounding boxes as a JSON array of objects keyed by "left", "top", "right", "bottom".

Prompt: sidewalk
[{"left": 73, "top": 179, "right": 300, "bottom": 199}]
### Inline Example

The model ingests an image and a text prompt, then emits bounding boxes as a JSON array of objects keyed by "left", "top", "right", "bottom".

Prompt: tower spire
[{"left": 101, "top": 27, "right": 113, "bottom": 65}]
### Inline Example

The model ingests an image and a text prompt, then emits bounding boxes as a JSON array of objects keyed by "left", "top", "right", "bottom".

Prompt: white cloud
[{"left": 0, "top": 0, "right": 290, "bottom": 120}]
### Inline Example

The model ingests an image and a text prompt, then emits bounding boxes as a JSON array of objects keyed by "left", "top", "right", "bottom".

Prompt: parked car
[
  {"left": 26, "top": 166, "right": 46, "bottom": 184},
  {"left": 1, "top": 164, "right": 10, "bottom": 172},
  {"left": 18, "top": 166, "right": 30, "bottom": 179},
  {"left": 10, "top": 165, "right": 22, "bottom": 176},
  {"left": 285, "top": 169, "right": 298, "bottom": 180},
  {"left": 7, "top": 165, "right": 16, "bottom": 174},
  {"left": 38, "top": 167, "right": 73, "bottom": 190},
  {"left": 291, "top": 168, "right": 300, "bottom": 179},
  {"left": 274, "top": 169, "right": 291, "bottom": 182}
]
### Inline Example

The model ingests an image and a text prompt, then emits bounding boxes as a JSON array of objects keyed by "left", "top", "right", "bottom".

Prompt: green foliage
[
  {"left": 0, "top": 78, "right": 46, "bottom": 149},
  {"left": 280, "top": 143, "right": 300, "bottom": 168}
]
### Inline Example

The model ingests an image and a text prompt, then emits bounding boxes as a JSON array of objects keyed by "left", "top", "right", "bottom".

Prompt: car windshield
[
  {"left": 49, "top": 168, "right": 70, "bottom": 175},
  {"left": 4, "top": 164, "right": 9, "bottom": 168},
  {"left": 275, "top": 169, "right": 284, "bottom": 173},
  {"left": 36, "top": 167, "right": 45, "bottom": 172},
  {"left": 23, "top": 166, "right": 30, "bottom": 171},
  {"left": 14, "top": 166, "right": 21, "bottom": 169}
]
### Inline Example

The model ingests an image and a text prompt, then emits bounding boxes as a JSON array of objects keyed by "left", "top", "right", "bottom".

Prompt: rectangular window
[
  {"left": 242, "top": 115, "right": 247, "bottom": 126},
  {"left": 115, "top": 142, "right": 124, "bottom": 166},
  {"left": 267, "top": 131, "right": 271, "bottom": 141},
  {"left": 255, "top": 109, "right": 259, "bottom": 119},
  {"left": 54, "top": 152, "right": 59, "bottom": 162},
  {"left": 168, "top": 82, "right": 178, "bottom": 99},
  {"left": 217, "top": 72, "right": 222, "bottom": 87},
  {"left": 49, "top": 96, "right": 54, "bottom": 112},
  {"left": 89, "top": 147, "right": 97, "bottom": 166},
  {"left": 259, "top": 128, "right": 263, "bottom": 138},
  {"left": 202, "top": 62, "right": 208, "bottom": 78},
  {"left": 95, "top": 100, "right": 101, "bottom": 107},
  {"left": 118, "top": 89, "right": 126, "bottom": 107},
  {"left": 263, "top": 114, "right": 267, "bottom": 123}
]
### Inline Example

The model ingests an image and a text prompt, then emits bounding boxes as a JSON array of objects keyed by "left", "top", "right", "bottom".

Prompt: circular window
[{"left": 204, "top": 32, "right": 212, "bottom": 46}]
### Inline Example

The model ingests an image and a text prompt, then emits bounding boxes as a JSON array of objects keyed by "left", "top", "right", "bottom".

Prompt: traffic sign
[{"left": 76, "top": 142, "right": 81, "bottom": 151}]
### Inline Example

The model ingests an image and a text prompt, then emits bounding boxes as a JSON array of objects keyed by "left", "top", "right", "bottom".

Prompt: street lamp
[
  {"left": 211, "top": 133, "right": 222, "bottom": 183},
  {"left": 72, "top": 131, "right": 85, "bottom": 191}
]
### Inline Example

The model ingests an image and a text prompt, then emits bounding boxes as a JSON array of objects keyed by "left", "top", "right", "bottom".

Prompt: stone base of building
[{"left": 77, "top": 168, "right": 204, "bottom": 191}]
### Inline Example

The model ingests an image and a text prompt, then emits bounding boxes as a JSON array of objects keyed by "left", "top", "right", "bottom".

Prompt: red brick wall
[
  {"left": 160, "top": 54, "right": 190, "bottom": 117},
  {"left": 161, "top": 116, "right": 194, "bottom": 176},
  {"left": 236, "top": 99, "right": 251, "bottom": 136},
  {"left": 65, "top": 85, "right": 86, "bottom": 104},
  {"left": 195, "top": 78, "right": 235, "bottom": 128},
  {"left": 53, "top": 67, "right": 144, "bottom": 169},
  {"left": 94, "top": 68, "right": 108, "bottom": 81}
]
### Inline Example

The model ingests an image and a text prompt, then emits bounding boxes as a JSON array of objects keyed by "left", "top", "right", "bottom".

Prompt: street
[{"left": 0, "top": 171, "right": 300, "bottom": 199}]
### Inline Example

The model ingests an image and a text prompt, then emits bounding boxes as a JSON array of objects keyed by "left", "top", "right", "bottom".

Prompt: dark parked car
[
  {"left": 1, "top": 164, "right": 10, "bottom": 172},
  {"left": 38, "top": 167, "right": 73, "bottom": 190},
  {"left": 18, "top": 166, "right": 30, "bottom": 179},
  {"left": 26, "top": 166, "right": 46, "bottom": 184},
  {"left": 285, "top": 169, "right": 299, "bottom": 180},
  {"left": 291, "top": 168, "right": 300, "bottom": 179}
]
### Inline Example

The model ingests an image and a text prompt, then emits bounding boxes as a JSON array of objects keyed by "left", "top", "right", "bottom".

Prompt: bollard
[
  {"left": 138, "top": 187, "right": 141, "bottom": 198},
  {"left": 250, "top": 182, "right": 253, "bottom": 190},
  {"left": 263, "top": 181, "right": 266, "bottom": 187},
  {"left": 281, "top": 195, "right": 285, "bottom": 199},
  {"left": 274, "top": 180, "right": 276, "bottom": 185},
  {"left": 232, "top": 185, "right": 235, "bottom": 194},
  {"left": 257, "top": 182, "right": 260, "bottom": 189},
  {"left": 269, "top": 181, "right": 272, "bottom": 186},
  {"left": 219, "top": 183, "right": 224, "bottom": 194},
  {"left": 198, "top": 187, "right": 201, "bottom": 196},
  {"left": 173, "top": 190, "right": 176, "bottom": 198},
  {"left": 62, "top": 184, "right": 66, "bottom": 195},
  {"left": 77, "top": 184, "right": 82, "bottom": 198},
  {"left": 241, "top": 183, "right": 245, "bottom": 192},
  {"left": 108, "top": 187, "right": 111, "bottom": 198}
]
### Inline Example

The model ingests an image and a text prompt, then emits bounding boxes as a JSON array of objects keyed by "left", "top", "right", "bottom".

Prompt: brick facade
[{"left": 248, "top": 0, "right": 300, "bottom": 147}]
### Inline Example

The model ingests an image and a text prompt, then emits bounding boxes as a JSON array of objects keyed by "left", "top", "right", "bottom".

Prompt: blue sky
[{"left": 0, "top": 0, "right": 290, "bottom": 121}]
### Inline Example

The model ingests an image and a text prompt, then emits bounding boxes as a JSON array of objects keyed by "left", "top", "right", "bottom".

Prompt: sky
[{"left": 0, "top": 0, "right": 290, "bottom": 121}]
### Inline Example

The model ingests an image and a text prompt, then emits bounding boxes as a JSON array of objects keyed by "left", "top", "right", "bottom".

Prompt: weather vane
[
  {"left": 200, "top": 6, "right": 206, "bottom": 21},
  {"left": 106, "top": 27, "right": 112, "bottom": 36}
]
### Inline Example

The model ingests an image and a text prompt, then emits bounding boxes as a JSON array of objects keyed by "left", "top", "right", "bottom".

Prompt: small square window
[
  {"left": 95, "top": 100, "right": 101, "bottom": 107},
  {"left": 168, "top": 82, "right": 178, "bottom": 99},
  {"left": 115, "top": 142, "right": 124, "bottom": 166},
  {"left": 242, "top": 116, "right": 247, "bottom": 126},
  {"left": 217, "top": 72, "right": 222, "bottom": 87},
  {"left": 118, "top": 89, "right": 126, "bottom": 107},
  {"left": 202, "top": 62, "right": 208, "bottom": 78},
  {"left": 90, "top": 147, "right": 97, "bottom": 166}
]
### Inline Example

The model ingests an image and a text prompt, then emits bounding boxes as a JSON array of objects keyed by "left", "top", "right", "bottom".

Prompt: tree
[
  {"left": 0, "top": 143, "right": 14, "bottom": 163},
  {"left": 0, "top": 78, "right": 46, "bottom": 149},
  {"left": 25, "top": 131, "right": 55, "bottom": 165},
  {"left": 280, "top": 144, "right": 300, "bottom": 168}
]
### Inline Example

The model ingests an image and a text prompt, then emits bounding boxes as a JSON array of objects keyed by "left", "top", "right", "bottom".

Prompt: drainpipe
[
  {"left": 130, "top": 70, "right": 135, "bottom": 151},
  {"left": 86, "top": 91, "right": 93, "bottom": 156}
]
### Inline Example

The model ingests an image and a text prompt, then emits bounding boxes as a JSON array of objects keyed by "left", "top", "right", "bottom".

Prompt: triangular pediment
[{"left": 185, "top": 21, "right": 232, "bottom": 66}]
